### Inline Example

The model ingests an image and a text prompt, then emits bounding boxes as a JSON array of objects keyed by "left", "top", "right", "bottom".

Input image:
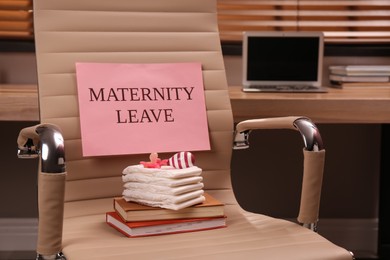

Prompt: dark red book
[{"left": 106, "top": 211, "right": 226, "bottom": 237}]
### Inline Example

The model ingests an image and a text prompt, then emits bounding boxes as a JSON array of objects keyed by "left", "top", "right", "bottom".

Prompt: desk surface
[
  {"left": 0, "top": 84, "right": 39, "bottom": 121},
  {"left": 229, "top": 85, "right": 390, "bottom": 123},
  {"left": 1, "top": 84, "right": 390, "bottom": 123}
]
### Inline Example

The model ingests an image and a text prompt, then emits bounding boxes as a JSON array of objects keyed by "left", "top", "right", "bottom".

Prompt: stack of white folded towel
[{"left": 122, "top": 164, "right": 205, "bottom": 210}]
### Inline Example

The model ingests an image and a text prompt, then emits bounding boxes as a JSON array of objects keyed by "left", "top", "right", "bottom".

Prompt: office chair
[{"left": 17, "top": 0, "right": 354, "bottom": 259}]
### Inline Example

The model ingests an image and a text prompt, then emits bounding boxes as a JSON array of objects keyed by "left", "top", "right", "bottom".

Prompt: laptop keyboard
[
  {"left": 243, "top": 85, "right": 327, "bottom": 93},
  {"left": 256, "top": 85, "right": 317, "bottom": 90}
]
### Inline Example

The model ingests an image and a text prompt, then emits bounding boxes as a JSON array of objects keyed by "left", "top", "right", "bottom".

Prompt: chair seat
[{"left": 62, "top": 198, "right": 352, "bottom": 260}]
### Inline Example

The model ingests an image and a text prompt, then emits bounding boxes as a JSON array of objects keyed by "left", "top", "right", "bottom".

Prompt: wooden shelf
[{"left": 2, "top": 84, "right": 390, "bottom": 124}]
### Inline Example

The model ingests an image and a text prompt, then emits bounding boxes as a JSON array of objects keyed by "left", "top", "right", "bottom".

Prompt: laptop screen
[{"left": 243, "top": 31, "right": 324, "bottom": 87}]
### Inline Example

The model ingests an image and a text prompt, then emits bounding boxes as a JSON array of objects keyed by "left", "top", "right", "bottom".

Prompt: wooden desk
[
  {"left": 0, "top": 84, "right": 39, "bottom": 121},
  {"left": 3, "top": 84, "right": 390, "bottom": 123},
  {"left": 229, "top": 86, "right": 390, "bottom": 123}
]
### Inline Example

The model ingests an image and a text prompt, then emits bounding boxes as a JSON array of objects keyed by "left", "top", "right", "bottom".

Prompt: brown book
[{"left": 114, "top": 192, "right": 225, "bottom": 222}]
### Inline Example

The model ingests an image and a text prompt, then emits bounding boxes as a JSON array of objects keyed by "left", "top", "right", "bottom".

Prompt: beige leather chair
[{"left": 17, "top": 0, "right": 354, "bottom": 259}]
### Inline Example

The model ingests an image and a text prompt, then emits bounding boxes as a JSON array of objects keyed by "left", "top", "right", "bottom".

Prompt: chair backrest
[{"left": 33, "top": 0, "right": 235, "bottom": 204}]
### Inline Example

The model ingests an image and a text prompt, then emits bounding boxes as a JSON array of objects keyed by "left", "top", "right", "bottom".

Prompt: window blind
[
  {"left": 0, "top": 0, "right": 389, "bottom": 44},
  {"left": 0, "top": 0, "right": 33, "bottom": 39},
  {"left": 217, "top": 0, "right": 390, "bottom": 43}
]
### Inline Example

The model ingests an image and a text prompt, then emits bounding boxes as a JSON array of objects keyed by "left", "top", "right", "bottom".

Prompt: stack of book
[
  {"left": 106, "top": 192, "right": 226, "bottom": 237},
  {"left": 329, "top": 65, "right": 390, "bottom": 88}
]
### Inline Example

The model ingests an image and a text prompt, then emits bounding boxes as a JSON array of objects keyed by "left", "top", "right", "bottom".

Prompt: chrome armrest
[
  {"left": 233, "top": 116, "right": 325, "bottom": 231},
  {"left": 17, "top": 124, "right": 67, "bottom": 260},
  {"left": 17, "top": 124, "right": 66, "bottom": 173},
  {"left": 233, "top": 116, "right": 323, "bottom": 152}
]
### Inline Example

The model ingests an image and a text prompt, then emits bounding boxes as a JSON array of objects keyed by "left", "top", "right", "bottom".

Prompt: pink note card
[{"left": 75, "top": 62, "right": 210, "bottom": 157}]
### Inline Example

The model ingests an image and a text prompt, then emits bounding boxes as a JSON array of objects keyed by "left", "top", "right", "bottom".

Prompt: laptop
[{"left": 242, "top": 31, "right": 327, "bottom": 93}]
